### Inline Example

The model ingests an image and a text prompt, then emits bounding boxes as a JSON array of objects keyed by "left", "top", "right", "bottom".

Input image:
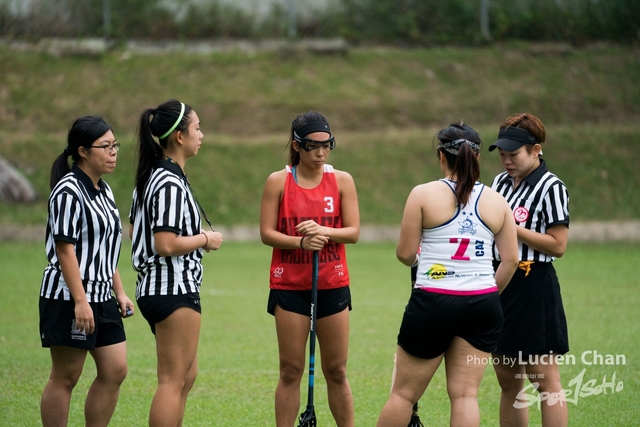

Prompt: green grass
[
  {"left": 1, "top": 241, "right": 638, "bottom": 426},
  {"left": 1, "top": 44, "right": 640, "bottom": 225}
]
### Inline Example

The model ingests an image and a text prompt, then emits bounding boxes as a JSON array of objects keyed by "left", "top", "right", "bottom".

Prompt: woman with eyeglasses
[
  {"left": 260, "top": 110, "right": 360, "bottom": 427},
  {"left": 129, "top": 99, "right": 223, "bottom": 427},
  {"left": 376, "top": 122, "right": 518, "bottom": 427},
  {"left": 40, "top": 115, "right": 134, "bottom": 427}
]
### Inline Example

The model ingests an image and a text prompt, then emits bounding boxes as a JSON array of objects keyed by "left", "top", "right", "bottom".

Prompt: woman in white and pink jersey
[{"left": 377, "top": 122, "right": 519, "bottom": 427}]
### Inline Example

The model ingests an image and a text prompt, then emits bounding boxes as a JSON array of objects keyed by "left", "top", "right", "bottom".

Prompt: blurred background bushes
[{"left": 0, "top": 0, "right": 638, "bottom": 45}]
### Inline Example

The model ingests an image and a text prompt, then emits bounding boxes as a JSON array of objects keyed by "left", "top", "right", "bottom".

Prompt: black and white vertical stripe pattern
[
  {"left": 41, "top": 166, "right": 122, "bottom": 302},
  {"left": 491, "top": 159, "right": 569, "bottom": 262},
  {"left": 130, "top": 163, "right": 203, "bottom": 298}
]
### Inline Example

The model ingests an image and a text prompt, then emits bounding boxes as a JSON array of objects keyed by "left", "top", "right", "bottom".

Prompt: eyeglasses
[
  {"left": 296, "top": 136, "right": 336, "bottom": 152},
  {"left": 91, "top": 142, "right": 121, "bottom": 153}
]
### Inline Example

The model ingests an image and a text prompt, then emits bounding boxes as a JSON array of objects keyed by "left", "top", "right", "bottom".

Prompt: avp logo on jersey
[
  {"left": 425, "top": 263, "right": 455, "bottom": 280},
  {"left": 513, "top": 206, "right": 530, "bottom": 223}
]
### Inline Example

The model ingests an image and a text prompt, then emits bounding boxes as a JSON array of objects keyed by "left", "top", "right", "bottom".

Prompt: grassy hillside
[{"left": 0, "top": 43, "right": 639, "bottom": 225}]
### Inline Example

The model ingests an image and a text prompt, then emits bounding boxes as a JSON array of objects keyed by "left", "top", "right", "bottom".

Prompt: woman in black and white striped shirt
[
  {"left": 39, "top": 116, "right": 134, "bottom": 427},
  {"left": 489, "top": 113, "right": 569, "bottom": 427},
  {"left": 129, "top": 99, "right": 223, "bottom": 427}
]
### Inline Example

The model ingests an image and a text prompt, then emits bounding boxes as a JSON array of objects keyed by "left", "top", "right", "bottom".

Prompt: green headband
[{"left": 159, "top": 102, "right": 185, "bottom": 140}]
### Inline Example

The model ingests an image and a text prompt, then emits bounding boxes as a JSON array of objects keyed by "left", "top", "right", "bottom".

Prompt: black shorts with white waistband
[
  {"left": 267, "top": 286, "right": 352, "bottom": 319},
  {"left": 397, "top": 288, "right": 503, "bottom": 359}
]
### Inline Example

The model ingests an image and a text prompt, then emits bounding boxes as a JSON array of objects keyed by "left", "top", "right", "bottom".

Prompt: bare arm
[
  {"left": 396, "top": 186, "right": 424, "bottom": 266},
  {"left": 517, "top": 224, "right": 568, "bottom": 258},
  {"left": 154, "top": 229, "right": 223, "bottom": 257},
  {"left": 57, "top": 241, "right": 95, "bottom": 334},
  {"left": 259, "top": 170, "right": 313, "bottom": 250}
]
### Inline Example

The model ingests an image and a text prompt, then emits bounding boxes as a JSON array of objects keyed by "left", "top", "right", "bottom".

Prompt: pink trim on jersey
[{"left": 417, "top": 286, "right": 498, "bottom": 296}]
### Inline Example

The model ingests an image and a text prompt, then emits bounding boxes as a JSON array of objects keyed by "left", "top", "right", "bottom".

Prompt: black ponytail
[
  {"left": 134, "top": 99, "right": 193, "bottom": 208},
  {"left": 436, "top": 122, "right": 482, "bottom": 207}
]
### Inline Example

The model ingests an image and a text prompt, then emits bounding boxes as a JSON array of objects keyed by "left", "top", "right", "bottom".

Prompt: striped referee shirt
[
  {"left": 129, "top": 158, "right": 203, "bottom": 298},
  {"left": 41, "top": 165, "right": 122, "bottom": 302},
  {"left": 491, "top": 159, "right": 569, "bottom": 263}
]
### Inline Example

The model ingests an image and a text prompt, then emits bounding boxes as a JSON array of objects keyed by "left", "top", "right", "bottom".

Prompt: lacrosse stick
[{"left": 297, "top": 251, "right": 319, "bottom": 427}]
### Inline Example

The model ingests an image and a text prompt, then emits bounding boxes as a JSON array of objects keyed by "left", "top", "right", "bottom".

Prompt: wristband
[
  {"left": 300, "top": 236, "right": 306, "bottom": 249},
  {"left": 201, "top": 231, "right": 209, "bottom": 249}
]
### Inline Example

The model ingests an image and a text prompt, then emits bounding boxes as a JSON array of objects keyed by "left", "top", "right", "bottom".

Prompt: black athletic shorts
[
  {"left": 397, "top": 288, "right": 503, "bottom": 359},
  {"left": 39, "top": 296, "right": 126, "bottom": 350},
  {"left": 267, "top": 286, "right": 352, "bottom": 319},
  {"left": 137, "top": 292, "right": 201, "bottom": 335},
  {"left": 494, "top": 262, "right": 569, "bottom": 356}
]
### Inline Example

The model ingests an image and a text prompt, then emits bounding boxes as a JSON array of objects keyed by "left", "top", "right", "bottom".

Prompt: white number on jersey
[{"left": 324, "top": 196, "right": 334, "bottom": 213}]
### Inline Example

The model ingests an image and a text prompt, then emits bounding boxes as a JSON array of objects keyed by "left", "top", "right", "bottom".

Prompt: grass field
[{"left": 0, "top": 241, "right": 638, "bottom": 426}]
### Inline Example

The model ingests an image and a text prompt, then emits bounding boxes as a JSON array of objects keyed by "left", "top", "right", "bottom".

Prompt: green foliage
[
  {"left": 178, "top": 2, "right": 260, "bottom": 39},
  {"left": 1, "top": 0, "right": 639, "bottom": 44},
  {"left": 490, "top": 0, "right": 640, "bottom": 44},
  {"left": 339, "top": 0, "right": 481, "bottom": 45},
  {"left": 108, "top": 0, "right": 177, "bottom": 40},
  {"left": 0, "top": 0, "right": 103, "bottom": 39},
  {"left": 0, "top": 241, "right": 638, "bottom": 425}
]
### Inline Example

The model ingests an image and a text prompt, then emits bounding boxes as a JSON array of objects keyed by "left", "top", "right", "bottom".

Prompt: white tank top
[{"left": 414, "top": 180, "right": 497, "bottom": 295}]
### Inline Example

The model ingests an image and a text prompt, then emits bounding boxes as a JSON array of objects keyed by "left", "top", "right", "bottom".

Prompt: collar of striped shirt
[
  {"left": 157, "top": 157, "right": 189, "bottom": 184},
  {"left": 71, "top": 164, "right": 105, "bottom": 200}
]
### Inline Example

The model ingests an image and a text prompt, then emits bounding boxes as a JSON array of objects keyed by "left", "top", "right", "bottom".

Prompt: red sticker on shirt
[{"left": 514, "top": 206, "right": 529, "bottom": 223}]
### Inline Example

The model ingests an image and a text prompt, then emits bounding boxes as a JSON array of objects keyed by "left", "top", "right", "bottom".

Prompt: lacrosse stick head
[{"left": 297, "top": 407, "right": 316, "bottom": 427}]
